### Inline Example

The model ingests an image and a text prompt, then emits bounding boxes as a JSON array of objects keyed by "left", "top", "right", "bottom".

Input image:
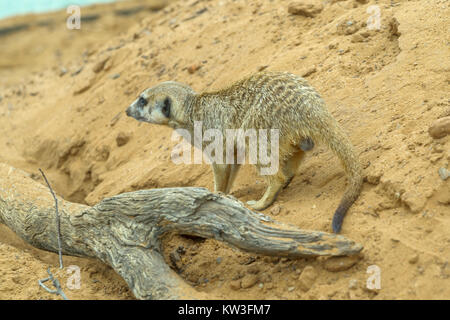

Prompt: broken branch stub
[{"left": 0, "top": 163, "right": 363, "bottom": 299}]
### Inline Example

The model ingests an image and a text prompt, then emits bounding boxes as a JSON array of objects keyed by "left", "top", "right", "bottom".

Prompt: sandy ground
[{"left": 0, "top": 0, "right": 449, "bottom": 300}]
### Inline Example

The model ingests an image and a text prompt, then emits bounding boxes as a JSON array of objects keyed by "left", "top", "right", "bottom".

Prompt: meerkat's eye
[
  {"left": 137, "top": 97, "right": 147, "bottom": 108},
  {"left": 162, "top": 97, "right": 171, "bottom": 117}
]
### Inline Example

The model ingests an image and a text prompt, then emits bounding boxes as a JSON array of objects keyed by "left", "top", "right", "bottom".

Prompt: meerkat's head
[{"left": 126, "top": 81, "right": 195, "bottom": 128}]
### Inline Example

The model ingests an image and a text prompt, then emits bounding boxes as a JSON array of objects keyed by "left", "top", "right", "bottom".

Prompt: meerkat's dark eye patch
[
  {"left": 137, "top": 97, "right": 147, "bottom": 108},
  {"left": 162, "top": 97, "right": 171, "bottom": 117}
]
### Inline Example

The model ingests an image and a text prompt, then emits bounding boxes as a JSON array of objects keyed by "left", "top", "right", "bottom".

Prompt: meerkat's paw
[{"left": 247, "top": 200, "right": 270, "bottom": 211}]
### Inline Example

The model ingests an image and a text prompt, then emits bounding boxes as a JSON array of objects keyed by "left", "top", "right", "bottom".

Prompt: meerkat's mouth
[
  {"left": 125, "top": 107, "right": 146, "bottom": 122},
  {"left": 125, "top": 107, "right": 133, "bottom": 116}
]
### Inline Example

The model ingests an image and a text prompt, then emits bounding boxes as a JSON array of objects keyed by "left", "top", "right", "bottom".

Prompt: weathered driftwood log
[{"left": 0, "top": 163, "right": 363, "bottom": 299}]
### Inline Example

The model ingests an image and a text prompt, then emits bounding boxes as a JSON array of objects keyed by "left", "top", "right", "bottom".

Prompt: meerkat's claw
[{"left": 246, "top": 200, "right": 257, "bottom": 206}]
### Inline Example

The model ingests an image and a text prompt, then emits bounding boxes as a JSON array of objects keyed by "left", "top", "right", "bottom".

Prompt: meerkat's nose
[{"left": 125, "top": 107, "right": 131, "bottom": 116}]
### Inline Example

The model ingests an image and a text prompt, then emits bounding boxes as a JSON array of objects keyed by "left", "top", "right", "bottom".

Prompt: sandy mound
[{"left": 0, "top": 0, "right": 448, "bottom": 299}]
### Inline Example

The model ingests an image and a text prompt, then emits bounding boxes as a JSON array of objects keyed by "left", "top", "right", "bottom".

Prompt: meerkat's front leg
[
  {"left": 225, "top": 164, "right": 241, "bottom": 194},
  {"left": 247, "top": 172, "right": 286, "bottom": 211},
  {"left": 282, "top": 148, "right": 305, "bottom": 189},
  {"left": 212, "top": 163, "right": 231, "bottom": 193}
]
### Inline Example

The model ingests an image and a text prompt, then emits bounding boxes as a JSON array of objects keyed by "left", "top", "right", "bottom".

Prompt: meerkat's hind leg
[
  {"left": 247, "top": 146, "right": 302, "bottom": 210},
  {"left": 212, "top": 163, "right": 231, "bottom": 193},
  {"left": 247, "top": 169, "right": 287, "bottom": 211},
  {"left": 282, "top": 148, "right": 306, "bottom": 189},
  {"left": 281, "top": 138, "right": 312, "bottom": 189}
]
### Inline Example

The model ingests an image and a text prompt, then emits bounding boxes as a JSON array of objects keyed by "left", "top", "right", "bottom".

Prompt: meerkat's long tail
[{"left": 307, "top": 111, "right": 363, "bottom": 233}]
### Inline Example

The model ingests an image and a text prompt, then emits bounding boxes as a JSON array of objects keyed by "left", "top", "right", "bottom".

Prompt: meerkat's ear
[{"left": 162, "top": 97, "right": 171, "bottom": 118}]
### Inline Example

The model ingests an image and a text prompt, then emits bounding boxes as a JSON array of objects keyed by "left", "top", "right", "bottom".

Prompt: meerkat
[{"left": 125, "top": 71, "right": 363, "bottom": 233}]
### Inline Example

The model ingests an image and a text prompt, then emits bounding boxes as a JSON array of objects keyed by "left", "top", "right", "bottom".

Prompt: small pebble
[
  {"left": 247, "top": 264, "right": 260, "bottom": 274},
  {"left": 92, "top": 56, "right": 110, "bottom": 73},
  {"left": 116, "top": 132, "right": 130, "bottom": 147},
  {"left": 409, "top": 254, "right": 419, "bottom": 264},
  {"left": 348, "top": 279, "right": 358, "bottom": 290},
  {"left": 169, "top": 251, "right": 181, "bottom": 265},
  {"left": 438, "top": 167, "right": 449, "bottom": 181},
  {"left": 241, "top": 274, "right": 259, "bottom": 289},
  {"left": 429, "top": 116, "right": 450, "bottom": 139},
  {"left": 324, "top": 256, "right": 361, "bottom": 272},
  {"left": 187, "top": 64, "right": 201, "bottom": 74},
  {"left": 230, "top": 280, "right": 241, "bottom": 290},
  {"left": 298, "top": 265, "right": 317, "bottom": 291},
  {"left": 59, "top": 67, "right": 68, "bottom": 77},
  {"left": 287, "top": 1, "right": 324, "bottom": 17},
  {"left": 270, "top": 205, "right": 281, "bottom": 215},
  {"left": 176, "top": 246, "right": 186, "bottom": 255}
]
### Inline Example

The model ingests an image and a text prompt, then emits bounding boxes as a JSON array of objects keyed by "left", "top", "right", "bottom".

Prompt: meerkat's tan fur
[{"left": 126, "top": 71, "right": 363, "bottom": 232}]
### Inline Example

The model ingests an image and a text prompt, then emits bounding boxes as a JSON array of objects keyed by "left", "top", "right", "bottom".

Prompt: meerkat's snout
[
  {"left": 126, "top": 90, "right": 173, "bottom": 126},
  {"left": 126, "top": 95, "right": 150, "bottom": 122},
  {"left": 125, "top": 106, "right": 132, "bottom": 117}
]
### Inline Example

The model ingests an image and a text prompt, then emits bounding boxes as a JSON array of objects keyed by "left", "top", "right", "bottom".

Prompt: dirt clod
[
  {"left": 429, "top": 117, "right": 450, "bottom": 139},
  {"left": 324, "top": 256, "right": 361, "bottom": 272},
  {"left": 298, "top": 266, "right": 317, "bottom": 291},
  {"left": 241, "top": 274, "right": 259, "bottom": 289},
  {"left": 288, "top": 1, "right": 323, "bottom": 18},
  {"left": 116, "top": 132, "right": 131, "bottom": 147}
]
